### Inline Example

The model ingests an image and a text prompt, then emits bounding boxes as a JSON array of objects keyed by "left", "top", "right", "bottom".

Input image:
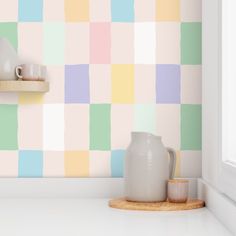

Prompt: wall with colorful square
[{"left": 0, "top": 0, "right": 202, "bottom": 178}]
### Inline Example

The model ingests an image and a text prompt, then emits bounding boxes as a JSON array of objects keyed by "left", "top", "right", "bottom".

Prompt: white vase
[{"left": 0, "top": 38, "right": 19, "bottom": 80}]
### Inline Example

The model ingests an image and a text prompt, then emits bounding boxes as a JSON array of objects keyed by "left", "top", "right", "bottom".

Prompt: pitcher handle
[{"left": 167, "top": 147, "right": 176, "bottom": 179}]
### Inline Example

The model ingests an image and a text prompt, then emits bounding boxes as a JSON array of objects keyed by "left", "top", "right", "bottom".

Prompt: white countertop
[{"left": 0, "top": 198, "right": 232, "bottom": 236}]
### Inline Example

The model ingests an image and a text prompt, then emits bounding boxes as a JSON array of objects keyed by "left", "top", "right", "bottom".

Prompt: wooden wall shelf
[{"left": 0, "top": 80, "right": 49, "bottom": 93}]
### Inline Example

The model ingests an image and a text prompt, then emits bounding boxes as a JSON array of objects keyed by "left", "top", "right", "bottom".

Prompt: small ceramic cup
[{"left": 167, "top": 179, "right": 188, "bottom": 203}]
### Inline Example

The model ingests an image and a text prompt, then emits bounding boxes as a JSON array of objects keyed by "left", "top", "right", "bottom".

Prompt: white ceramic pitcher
[{"left": 125, "top": 132, "right": 176, "bottom": 202}]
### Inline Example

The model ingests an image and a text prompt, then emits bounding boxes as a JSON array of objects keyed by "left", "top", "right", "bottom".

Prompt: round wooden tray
[{"left": 109, "top": 198, "right": 205, "bottom": 211}]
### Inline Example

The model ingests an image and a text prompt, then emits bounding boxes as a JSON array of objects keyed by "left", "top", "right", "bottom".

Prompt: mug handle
[
  {"left": 167, "top": 147, "right": 176, "bottom": 179},
  {"left": 15, "top": 66, "right": 23, "bottom": 80}
]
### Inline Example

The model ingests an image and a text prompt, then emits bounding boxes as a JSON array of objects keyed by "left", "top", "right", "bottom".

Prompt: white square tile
[
  {"left": 156, "top": 22, "right": 180, "bottom": 64},
  {"left": 135, "top": 0, "right": 155, "bottom": 21},
  {"left": 111, "top": 105, "right": 133, "bottom": 149},
  {"left": 181, "top": 0, "right": 202, "bottom": 22},
  {"left": 18, "top": 105, "right": 43, "bottom": 149},
  {"left": 18, "top": 23, "right": 43, "bottom": 64},
  {"left": 64, "top": 104, "right": 89, "bottom": 150},
  {"left": 181, "top": 65, "right": 202, "bottom": 104},
  {"left": 89, "top": 151, "right": 111, "bottom": 177},
  {"left": 180, "top": 151, "right": 202, "bottom": 177},
  {"left": 156, "top": 104, "right": 180, "bottom": 149},
  {"left": 0, "top": 151, "right": 18, "bottom": 177},
  {"left": 43, "top": 151, "right": 64, "bottom": 177},
  {"left": 43, "top": 104, "right": 64, "bottom": 150},
  {"left": 65, "top": 23, "right": 89, "bottom": 64},
  {"left": 135, "top": 23, "right": 156, "bottom": 64},
  {"left": 135, "top": 65, "right": 156, "bottom": 103},
  {"left": 89, "top": 0, "right": 111, "bottom": 22},
  {"left": 90, "top": 65, "right": 111, "bottom": 103},
  {"left": 44, "top": 0, "right": 65, "bottom": 21},
  {"left": 0, "top": 0, "right": 18, "bottom": 21}
]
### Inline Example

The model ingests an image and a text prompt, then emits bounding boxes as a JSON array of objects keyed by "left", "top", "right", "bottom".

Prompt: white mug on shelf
[{"left": 15, "top": 64, "right": 47, "bottom": 81}]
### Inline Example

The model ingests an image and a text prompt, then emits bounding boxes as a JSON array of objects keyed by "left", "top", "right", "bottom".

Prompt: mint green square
[
  {"left": 181, "top": 23, "right": 202, "bottom": 65},
  {"left": 0, "top": 23, "right": 18, "bottom": 50},
  {"left": 0, "top": 105, "right": 18, "bottom": 150},
  {"left": 43, "top": 23, "right": 64, "bottom": 64},
  {"left": 134, "top": 105, "right": 156, "bottom": 134},
  {"left": 90, "top": 104, "right": 111, "bottom": 150},
  {"left": 181, "top": 105, "right": 201, "bottom": 150}
]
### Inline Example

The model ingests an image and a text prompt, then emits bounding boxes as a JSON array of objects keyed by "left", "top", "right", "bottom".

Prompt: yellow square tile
[
  {"left": 64, "top": 151, "right": 89, "bottom": 177},
  {"left": 65, "top": 0, "right": 89, "bottom": 22},
  {"left": 19, "top": 93, "right": 44, "bottom": 104},
  {"left": 112, "top": 64, "right": 134, "bottom": 104},
  {"left": 174, "top": 150, "right": 181, "bottom": 177},
  {"left": 156, "top": 0, "right": 180, "bottom": 21}
]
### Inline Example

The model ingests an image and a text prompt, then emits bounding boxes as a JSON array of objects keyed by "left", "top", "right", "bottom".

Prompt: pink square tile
[
  {"left": 65, "top": 104, "right": 89, "bottom": 150},
  {"left": 89, "top": 0, "right": 111, "bottom": 22},
  {"left": 181, "top": 0, "right": 202, "bottom": 22},
  {"left": 89, "top": 151, "right": 111, "bottom": 177},
  {"left": 90, "top": 65, "right": 111, "bottom": 103},
  {"left": 90, "top": 23, "right": 111, "bottom": 64},
  {"left": 0, "top": 93, "right": 18, "bottom": 104},
  {"left": 43, "top": 151, "right": 64, "bottom": 177},
  {"left": 135, "top": 0, "right": 155, "bottom": 21},
  {"left": 111, "top": 23, "right": 134, "bottom": 64},
  {"left": 18, "top": 23, "right": 43, "bottom": 63},
  {"left": 65, "top": 23, "right": 89, "bottom": 64},
  {"left": 18, "top": 105, "right": 43, "bottom": 149},
  {"left": 0, "top": 0, "right": 18, "bottom": 22},
  {"left": 44, "top": 66, "right": 64, "bottom": 103},
  {"left": 111, "top": 105, "right": 133, "bottom": 149},
  {"left": 0, "top": 151, "right": 18, "bottom": 177},
  {"left": 44, "top": 0, "right": 64, "bottom": 21},
  {"left": 135, "top": 65, "right": 156, "bottom": 103}
]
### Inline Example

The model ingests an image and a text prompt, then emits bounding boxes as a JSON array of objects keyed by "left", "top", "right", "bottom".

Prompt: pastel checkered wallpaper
[{"left": 0, "top": 0, "right": 202, "bottom": 178}]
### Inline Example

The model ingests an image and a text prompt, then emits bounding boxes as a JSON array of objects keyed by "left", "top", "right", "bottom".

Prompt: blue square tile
[
  {"left": 111, "top": 0, "right": 134, "bottom": 22},
  {"left": 111, "top": 150, "right": 125, "bottom": 177},
  {"left": 19, "top": 151, "right": 43, "bottom": 177},
  {"left": 18, "top": 0, "right": 43, "bottom": 22}
]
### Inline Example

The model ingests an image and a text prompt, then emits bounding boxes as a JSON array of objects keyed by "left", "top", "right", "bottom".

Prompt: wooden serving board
[{"left": 109, "top": 198, "right": 205, "bottom": 211}]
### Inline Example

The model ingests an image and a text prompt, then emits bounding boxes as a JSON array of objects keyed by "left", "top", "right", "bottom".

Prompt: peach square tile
[
  {"left": 89, "top": 0, "right": 111, "bottom": 22},
  {"left": 89, "top": 151, "right": 111, "bottom": 177},
  {"left": 43, "top": 151, "right": 64, "bottom": 177},
  {"left": 44, "top": 0, "right": 65, "bottom": 21},
  {"left": 0, "top": 151, "right": 18, "bottom": 177},
  {"left": 18, "top": 105, "right": 43, "bottom": 149},
  {"left": 0, "top": 0, "right": 18, "bottom": 21},
  {"left": 90, "top": 65, "right": 111, "bottom": 103},
  {"left": 43, "top": 104, "right": 64, "bottom": 151},
  {"left": 111, "top": 23, "right": 134, "bottom": 64},
  {"left": 111, "top": 105, "right": 133, "bottom": 149},
  {"left": 180, "top": 151, "right": 202, "bottom": 177},
  {"left": 156, "top": 104, "right": 180, "bottom": 149},
  {"left": 65, "top": 0, "right": 89, "bottom": 22},
  {"left": 90, "top": 23, "right": 111, "bottom": 64},
  {"left": 181, "top": 65, "right": 202, "bottom": 104},
  {"left": 18, "top": 23, "right": 43, "bottom": 64},
  {"left": 19, "top": 93, "right": 44, "bottom": 104},
  {"left": 44, "top": 66, "right": 64, "bottom": 103},
  {"left": 156, "top": 23, "right": 180, "bottom": 64},
  {"left": 174, "top": 150, "right": 181, "bottom": 177},
  {"left": 156, "top": 0, "right": 180, "bottom": 21},
  {"left": 135, "top": 65, "right": 156, "bottom": 103},
  {"left": 0, "top": 93, "right": 18, "bottom": 104},
  {"left": 64, "top": 151, "right": 89, "bottom": 177},
  {"left": 135, "top": 0, "right": 155, "bottom": 21},
  {"left": 65, "top": 23, "right": 89, "bottom": 64},
  {"left": 64, "top": 104, "right": 89, "bottom": 150},
  {"left": 181, "top": 0, "right": 202, "bottom": 22}
]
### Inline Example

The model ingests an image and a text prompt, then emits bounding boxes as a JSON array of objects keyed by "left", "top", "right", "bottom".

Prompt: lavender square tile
[
  {"left": 156, "top": 64, "right": 180, "bottom": 104},
  {"left": 65, "top": 65, "right": 90, "bottom": 103}
]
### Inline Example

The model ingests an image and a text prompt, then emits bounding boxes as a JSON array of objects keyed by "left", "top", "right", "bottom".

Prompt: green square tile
[
  {"left": 181, "top": 22, "right": 202, "bottom": 65},
  {"left": 0, "top": 23, "right": 18, "bottom": 50},
  {"left": 0, "top": 105, "right": 18, "bottom": 150},
  {"left": 181, "top": 104, "right": 201, "bottom": 150},
  {"left": 43, "top": 23, "right": 64, "bottom": 64},
  {"left": 90, "top": 104, "right": 111, "bottom": 150}
]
